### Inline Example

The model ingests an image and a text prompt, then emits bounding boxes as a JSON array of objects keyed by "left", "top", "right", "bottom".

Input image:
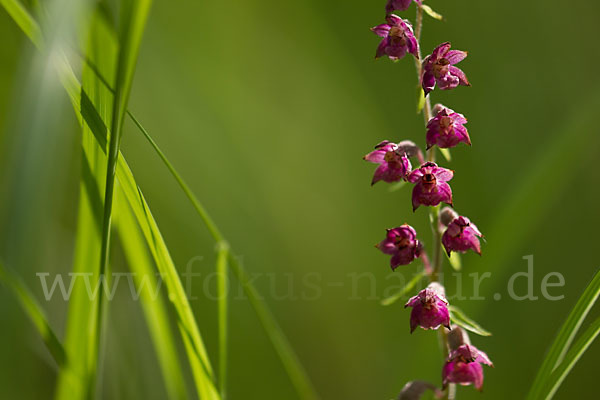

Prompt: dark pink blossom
[
  {"left": 442, "top": 216, "right": 482, "bottom": 256},
  {"left": 376, "top": 224, "right": 422, "bottom": 270},
  {"left": 364, "top": 140, "right": 413, "bottom": 185},
  {"left": 422, "top": 42, "right": 470, "bottom": 96},
  {"left": 426, "top": 105, "right": 471, "bottom": 150},
  {"left": 385, "top": 0, "right": 422, "bottom": 14},
  {"left": 442, "top": 344, "right": 493, "bottom": 391},
  {"left": 407, "top": 162, "right": 453, "bottom": 211},
  {"left": 405, "top": 282, "right": 450, "bottom": 333},
  {"left": 372, "top": 15, "right": 419, "bottom": 61}
]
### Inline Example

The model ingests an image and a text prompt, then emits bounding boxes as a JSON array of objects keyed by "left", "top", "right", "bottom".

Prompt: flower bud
[
  {"left": 376, "top": 224, "right": 422, "bottom": 270},
  {"left": 385, "top": 0, "right": 422, "bottom": 14},
  {"left": 439, "top": 207, "right": 459, "bottom": 227}
]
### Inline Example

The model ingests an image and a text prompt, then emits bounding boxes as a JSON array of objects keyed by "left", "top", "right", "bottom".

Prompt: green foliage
[
  {"left": 527, "top": 270, "right": 600, "bottom": 400},
  {"left": 381, "top": 270, "right": 426, "bottom": 306},
  {"left": 0, "top": 260, "right": 65, "bottom": 366},
  {"left": 1, "top": 1, "right": 318, "bottom": 399},
  {"left": 448, "top": 305, "right": 491, "bottom": 337},
  {"left": 420, "top": 4, "right": 444, "bottom": 21}
]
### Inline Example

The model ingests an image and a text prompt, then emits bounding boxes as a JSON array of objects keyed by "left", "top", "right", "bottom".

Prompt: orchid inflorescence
[{"left": 364, "top": 1, "right": 492, "bottom": 398}]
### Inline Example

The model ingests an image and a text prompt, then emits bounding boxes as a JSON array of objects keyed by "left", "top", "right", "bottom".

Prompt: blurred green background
[{"left": 1, "top": 0, "right": 600, "bottom": 399}]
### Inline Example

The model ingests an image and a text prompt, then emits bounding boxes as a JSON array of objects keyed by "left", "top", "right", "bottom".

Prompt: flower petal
[
  {"left": 445, "top": 50, "right": 468, "bottom": 65},
  {"left": 449, "top": 66, "right": 470, "bottom": 86},
  {"left": 371, "top": 23, "right": 391, "bottom": 38}
]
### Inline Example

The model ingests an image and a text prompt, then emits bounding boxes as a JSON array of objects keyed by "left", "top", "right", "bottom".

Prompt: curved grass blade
[
  {"left": 0, "top": 260, "right": 66, "bottom": 366},
  {"left": 381, "top": 270, "right": 426, "bottom": 306},
  {"left": 127, "top": 112, "right": 319, "bottom": 400},
  {"left": 448, "top": 305, "right": 491, "bottom": 337},
  {"left": 216, "top": 242, "right": 229, "bottom": 399},
  {"left": 0, "top": 3, "right": 218, "bottom": 397},
  {"left": 114, "top": 195, "right": 188, "bottom": 400},
  {"left": 527, "top": 270, "right": 600, "bottom": 400},
  {"left": 0, "top": 0, "right": 42, "bottom": 47},
  {"left": 539, "top": 317, "right": 600, "bottom": 400},
  {"left": 228, "top": 255, "right": 319, "bottom": 400},
  {"left": 89, "top": 0, "right": 152, "bottom": 396},
  {"left": 2, "top": 3, "right": 316, "bottom": 398},
  {"left": 128, "top": 182, "right": 219, "bottom": 399}
]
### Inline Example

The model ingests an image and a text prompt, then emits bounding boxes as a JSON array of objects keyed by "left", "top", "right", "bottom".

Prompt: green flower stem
[
  {"left": 414, "top": 4, "right": 453, "bottom": 398},
  {"left": 413, "top": 4, "right": 434, "bottom": 162}
]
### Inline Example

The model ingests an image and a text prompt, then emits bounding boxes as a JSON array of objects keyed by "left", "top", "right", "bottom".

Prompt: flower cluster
[{"left": 364, "top": 0, "right": 492, "bottom": 396}]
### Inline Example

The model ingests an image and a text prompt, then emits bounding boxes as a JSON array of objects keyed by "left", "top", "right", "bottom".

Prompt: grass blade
[
  {"left": 0, "top": 260, "right": 65, "bottom": 366},
  {"left": 0, "top": 3, "right": 218, "bottom": 397},
  {"left": 216, "top": 242, "right": 229, "bottom": 399},
  {"left": 527, "top": 270, "right": 600, "bottom": 400},
  {"left": 114, "top": 194, "right": 188, "bottom": 400},
  {"left": 127, "top": 112, "right": 319, "bottom": 400},
  {"left": 539, "top": 317, "right": 600, "bottom": 400},
  {"left": 381, "top": 270, "right": 426, "bottom": 306},
  {"left": 3, "top": 2, "right": 315, "bottom": 398},
  {"left": 121, "top": 170, "right": 219, "bottom": 398},
  {"left": 228, "top": 255, "right": 319, "bottom": 400},
  {"left": 88, "top": 0, "right": 152, "bottom": 394},
  {"left": 448, "top": 305, "right": 491, "bottom": 337},
  {"left": 0, "top": 0, "right": 42, "bottom": 47}
]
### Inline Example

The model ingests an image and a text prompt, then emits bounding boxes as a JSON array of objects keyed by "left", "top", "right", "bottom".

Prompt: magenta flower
[
  {"left": 364, "top": 140, "right": 413, "bottom": 185},
  {"left": 407, "top": 162, "right": 453, "bottom": 211},
  {"left": 376, "top": 224, "right": 422, "bottom": 270},
  {"left": 405, "top": 282, "right": 450, "bottom": 333},
  {"left": 372, "top": 15, "right": 419, "bottom": 61},
  {"left": 422, "top": 42, "right": 470, "bottom": 96},
  {"left": 385, "top": 0, "right": 422, "bottom": 13},
  {"left": 426, "top": 105, "right": 471, "bottom": 150},
  {"left": 442, "top": 216, "right": 482, "bottom": 256},
  {"left": 442, "top": 344, "right": 493, "bottom": 391}
]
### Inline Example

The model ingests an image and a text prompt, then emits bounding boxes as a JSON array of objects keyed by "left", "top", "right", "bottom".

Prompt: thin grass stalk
[
  {"left": 1, "top": 2, "right": 219, "bottom": 398},
  {"left": 0, "top": 259, "right": 66, "bottom": 366},
  {"left": 88, "top": 1, "right": 151, "bottom": 397},
  {"left": 1, "top": 3, "right": 315, "bottom": 398},
  {"left": 216, "top": 242, "right": 229, "bottom": 399}
]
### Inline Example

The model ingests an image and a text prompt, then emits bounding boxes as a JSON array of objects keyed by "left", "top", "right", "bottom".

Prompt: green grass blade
[
  {"left": 0, "top": 0, "right": 42, "bottom": 47},
  {"left": 128, "top": 108, "right": 319, "bottom": 400},
  {"left": 216, "top": 242, "right": 229, "bottom": 399},
  {"left": 0, "top": 260, "right": 66, "bottom": 366},
  {"left": 448, "top": 305, "right": 491, "bottom": 337},
  {"left": 0, "top": 3, "right": 217, "bottom": 398},
  {"left": 3, "top": 4, "right": 314, "bottom": 398},
  {"left": 540, "top": 317, "right": 600, "bottom": 400},
  {"left": 89, "top": 0, "right": 152, "bottom": 396},
  {"left": 114, "top": 194, "right": 188, "bottom": 400},
  {"left": 381, "top": 270, "right": 426, "bottom": 306},
  {"left": 527, "top": 270, "right": 600, "bottom": 400},
  {"left": 54, "top": 7, "right": 113, "bottom": 400},
  {"left": 127, "top": 112, "right": 224, "bottom": 242},
  {"left": 228, "top": 255, "right": 319, "bottom": 400},
  {"left": 119, "top": 166, "right": 219, "bottom": 397}
]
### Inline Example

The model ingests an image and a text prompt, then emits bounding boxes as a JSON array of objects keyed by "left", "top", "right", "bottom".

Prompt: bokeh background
[{"left": 1, "top": 0, "right": 600, "bottom": 399}]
